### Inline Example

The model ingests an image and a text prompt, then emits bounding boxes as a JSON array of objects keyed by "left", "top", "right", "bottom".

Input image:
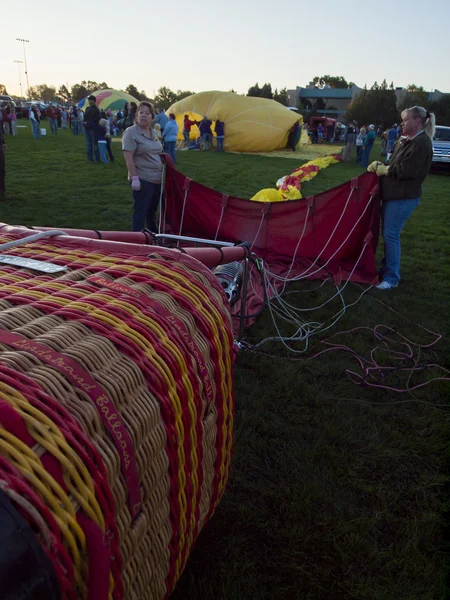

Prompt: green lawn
[{"left": 2, "top": 124, "right": 450, "bottom": 600}]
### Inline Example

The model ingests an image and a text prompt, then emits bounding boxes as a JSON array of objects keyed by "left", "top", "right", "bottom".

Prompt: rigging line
[
  {"left": 177, "top": 187, "right": 190, "bottom": 239},
  {"left": 250, "top": 211, "right": 267, "bottom": 251},
  {"left": 271, "top": 240, "right": 369, "bottom": 314},
  {"left": 280, "top": 206, "right": 311, "bottom": 294},
  {"left": 280, "top": 191, "right": 373, "bottom": 283},
  {"left": 214, "top": 206, "right": 225, "bottom": 242}
]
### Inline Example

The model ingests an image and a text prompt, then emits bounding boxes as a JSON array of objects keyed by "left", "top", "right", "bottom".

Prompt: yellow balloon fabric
[
  {"left": 167, "top": 91, "right": 303, "bottom": 153},
  {"left": 251, "top": 155, "right": 341, "bottom": 202}
]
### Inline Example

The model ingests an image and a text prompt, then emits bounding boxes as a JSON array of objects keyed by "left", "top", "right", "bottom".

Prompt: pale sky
[{"left": 2, "top": 0, "right": 449, "bottom": 98}]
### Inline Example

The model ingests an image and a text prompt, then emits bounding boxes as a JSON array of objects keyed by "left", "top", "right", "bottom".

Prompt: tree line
[{"left": 2, "top": 75, "right": 449, "bottom": 125}]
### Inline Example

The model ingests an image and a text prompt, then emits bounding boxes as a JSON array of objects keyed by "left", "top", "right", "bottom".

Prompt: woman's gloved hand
[
  {"left": 375, "top": 164, "right": 389, "bottom": 176},
  {"left": 131, "top": 175, "right": 141, "bottom": 191},
  {"left": 367, "top": 161, "right": 381, "bottom": 173}
]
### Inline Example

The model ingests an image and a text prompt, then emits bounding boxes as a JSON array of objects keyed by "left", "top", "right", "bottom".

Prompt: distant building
[{"left": 287, "top": 83, "right": 362, "bottom": 119}]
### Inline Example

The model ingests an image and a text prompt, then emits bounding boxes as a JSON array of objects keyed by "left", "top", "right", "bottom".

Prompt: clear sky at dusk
[{"left": 2, "top": 0, "right": 449, "bottom": 98}]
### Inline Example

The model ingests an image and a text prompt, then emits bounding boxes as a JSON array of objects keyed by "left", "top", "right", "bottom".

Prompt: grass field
[{"left": 2, "top": 123, "right": 450, "bottom": 600}]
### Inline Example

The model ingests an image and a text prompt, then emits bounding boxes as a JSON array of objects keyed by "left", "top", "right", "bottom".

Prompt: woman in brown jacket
[{"left": 367, "top": 106, "right": 435, "bottom": 289}]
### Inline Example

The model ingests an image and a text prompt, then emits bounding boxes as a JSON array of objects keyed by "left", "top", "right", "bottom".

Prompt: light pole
[
  {"left": 13, "top": 60, "right": 23, "bottom": 98},
  {"left": 16, "top": 38, "right": 30, "bottom": 99}
]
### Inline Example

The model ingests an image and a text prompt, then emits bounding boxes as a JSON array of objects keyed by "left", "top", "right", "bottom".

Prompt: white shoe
[{"left": 376, "top": 281, "right": 396, "bottom": 290}]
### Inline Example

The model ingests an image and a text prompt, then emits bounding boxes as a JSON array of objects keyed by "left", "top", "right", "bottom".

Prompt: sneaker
[{"left": 376, "top": 281, "right": 396, "bottom": 290}]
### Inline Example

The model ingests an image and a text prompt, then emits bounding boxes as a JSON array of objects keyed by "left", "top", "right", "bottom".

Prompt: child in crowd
[
  {"left": 8, "top": 109, "right": 17, "bottom": 136},
  {"left": 96, "top": 119, "right": 110, "bottom": 163}
]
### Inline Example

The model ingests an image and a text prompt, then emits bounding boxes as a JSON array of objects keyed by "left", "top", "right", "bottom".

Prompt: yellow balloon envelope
[{"left": 167, "top": 91, "right": 303, "bottom": 153}]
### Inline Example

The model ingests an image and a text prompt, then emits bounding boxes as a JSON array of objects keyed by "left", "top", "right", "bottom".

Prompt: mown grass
[{"left": 2, "top": 124, "right": 450, "bottom": 600}]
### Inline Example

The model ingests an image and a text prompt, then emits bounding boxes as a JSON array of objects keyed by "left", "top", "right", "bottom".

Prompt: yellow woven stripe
[
  {"left": 1, "top": 245, "right": 234, "bottom": 575},
  {"left": 4, "top": 289, "right": 190, "bottom": 569},
  {"left": 0, "top": 384, "right": 104, "bottom": 528},
  {"left": 0, "top": 425, "right": 86, "bottom": 594}
]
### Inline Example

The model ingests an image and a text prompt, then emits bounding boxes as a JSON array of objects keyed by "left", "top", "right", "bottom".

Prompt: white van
[{"left": 432, "top": 126, "right": 450, "bottom": 164}]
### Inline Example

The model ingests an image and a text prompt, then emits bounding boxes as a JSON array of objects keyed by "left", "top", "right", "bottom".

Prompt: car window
[{"left": 433, "top": 128, "right": 450, "bottom": 142}]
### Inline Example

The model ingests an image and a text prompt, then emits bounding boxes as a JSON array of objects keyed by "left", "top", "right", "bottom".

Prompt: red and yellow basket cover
[{"left": 0, "top": 231, "right": 235, "bottom": 600}]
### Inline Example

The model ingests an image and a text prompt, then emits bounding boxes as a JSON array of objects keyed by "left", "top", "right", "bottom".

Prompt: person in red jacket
[
  {"left": 47, "top": 105, "right": 58, "bottom": 135},
  {"left": 182, "top": 114, "right": 198, "bottom": 146}
]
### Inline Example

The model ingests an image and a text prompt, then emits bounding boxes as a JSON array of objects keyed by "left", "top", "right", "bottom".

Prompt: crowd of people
[{"left": 1, "top": 97, "right": 436, "bottom": 296}]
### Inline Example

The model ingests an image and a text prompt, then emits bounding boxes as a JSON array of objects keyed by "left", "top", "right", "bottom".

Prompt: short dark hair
[
  {"left": 135, "top": 101, "right": 155, "bottom": 123},
  {"left": 169, "top": 113, "right": 176, "bottom": 120},
  {"left": 88, "top": 95, "right": 96, "bottom": 101}
]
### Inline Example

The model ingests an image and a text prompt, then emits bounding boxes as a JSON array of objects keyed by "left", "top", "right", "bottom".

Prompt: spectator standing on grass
[
  {"left": 29, "top": 106, "right": 40, "bottom": 139},
  {"left": 355, "top": 125, "right": 366, "bottom": 163},
  {"left": 78, "top": 109, "right": 84, "bottom": 133},
  {"left": 199, "top": 116, "right": 213, "bottom": 151},
  {"left": 367, "top": 106, "right": 434, "bottom": 290},
  {"left": 183, "top": 114, "right": 197, "bottom": 145},
  {"left": 103, "top": 116, "right": 114, "bottom": 162},
  {"left": 155, "top": 108, "right": 168, "bottom": 133},
  {"left": 61, "top": 107, "right": 68, "bottom": 129},
  {"left": 96, "top": 119, "right": 109, "bottom": 164},
  {"left": 56, "top": 106, "right": 62, "bottom": 129},
  {"left": 162, "top": 113, "right": 178, "bottom": 163},
  {"left": 386, "top": 124, "right": 398, "bottom": 158},
  {"left": 47, "top": 105, "right": 58, "bottom": 135},
  {"left": 0, "top": 124, "right": 6, "bottom": 200},
  {"left": 122, "top": 101, "right": 164, "bottom": 232},
  {"left": 71, "top": 106, "right": 79, "bottom": 135},
  {"left": 342, "top": 122, "right": 356, "bottom": 161},
  {"left": 317, "top": 123, "right": 324, "bottom": 142},
  {"left": 83, "top": 95, "right": 100, "bottom": 162},
  {"left": 215, "top": 118, "right": 225, "bottom": 151},
  {"left": 7, "top": 109, "right": 17, "bottom": 136},
  {"left": 360, "top": 124, "right": 377, "bottom": 168}
]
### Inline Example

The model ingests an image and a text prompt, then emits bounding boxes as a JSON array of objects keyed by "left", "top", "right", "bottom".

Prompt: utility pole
[
  {"left": 13, "top": 60, "right": 24, "bottom": 98},
  {"left": 16, "top": 38, "right": 30, "bottom": 99}
]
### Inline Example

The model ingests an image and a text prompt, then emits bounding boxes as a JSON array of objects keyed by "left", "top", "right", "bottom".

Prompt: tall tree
[
  {"left": 274, "top": 87, "right": 288, "bottom": 106},
  {"left": 153, "top": 86, "right": 177, "bottom": 110},
  {"left": 58, "top": 85, "right": 71, "bottom": 101},
  {"left": 247, "top": 83, "right": 273, "bottom": 99},
  {"left": 399, "top": 84, "right": 430, "bottom": 112},
  {"left": 125, "top": 84, "right": 141, "bottom": 100},
  {"left": 312, "top": 75, "right": 353, "bottom": 89},
  {"left": 247, "top": 83, "right": 261, "bottom": 97},
  {"left": 175, "top": 90, "right": 194, "bottom": 102},
  {"left": 71, "top": 84, "right": 89, "bottom": 103},
  {"left": 80, "top": 80, "right": 109, "bottom": 93},
  {"left": 345, "top": 81, "right": 399, "bottom": 126}
]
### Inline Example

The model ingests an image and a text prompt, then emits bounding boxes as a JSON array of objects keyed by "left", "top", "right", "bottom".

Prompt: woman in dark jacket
[{"left": 367, "top": 106, "right": 434, "bottom": 289}]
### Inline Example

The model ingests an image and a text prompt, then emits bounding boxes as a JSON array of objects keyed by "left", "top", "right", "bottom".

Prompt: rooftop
[{"left": 298, "top": 88, "right": 354, "bottom": 99}]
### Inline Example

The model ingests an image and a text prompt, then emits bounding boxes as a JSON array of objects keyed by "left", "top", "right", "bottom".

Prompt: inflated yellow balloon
[{"left": 167, "top": 91, "right": 303, "bottom": 153}]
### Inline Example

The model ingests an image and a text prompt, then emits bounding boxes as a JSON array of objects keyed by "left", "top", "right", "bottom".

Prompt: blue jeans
[
  {"left": 49, "top": 118, "right": 58, "bottom": 135},
  {"left": 380, "top": 198, "right": 420, "bottom": 286},
  {"left": 165, "top": 141, "right": 176, "bottom": 163},
  {"left": 72, "top": 120, "right": 79, "bottom": 135},
  {"left": 216, "top": 136, "right": 224, "bottom": 151},
  {"left": 132, "top": 179, "right": 161, "bottom": 232},
  {"left": 98, "top": 141, "right": 108, "bottom": 163},
  {"left": 183, "top": 129, "right": 189, "bottom": 144},
  {"left": 31, "top": 120, "right": 40, "bottom": 139},
  {"left": 361, "top": 144, "right": 374, "bottom": 168},
  {"left": 83, "top": 126, "right": 100, "bottom": 162},
  {"left": 201, "top": 132, "right": 212, "bottom": 150},
  {"left": 356, "top": 145, "right": 363, "bottom": 162}
]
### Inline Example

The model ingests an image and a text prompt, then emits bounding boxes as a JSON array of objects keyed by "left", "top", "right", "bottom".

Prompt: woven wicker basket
[{"left": 0, "top": 232, "right": 235, "bottom": 600}]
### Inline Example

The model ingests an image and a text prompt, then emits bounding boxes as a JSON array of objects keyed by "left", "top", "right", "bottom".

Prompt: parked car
[
  {"left": 431, "top": 125, "right": 450, "bottom": 164},
  {"left": 0, "top": 96, "right": 17, "bottom": 110},
  {"left": 16, "top": 101, "right": 48, "bottom": 119}
]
